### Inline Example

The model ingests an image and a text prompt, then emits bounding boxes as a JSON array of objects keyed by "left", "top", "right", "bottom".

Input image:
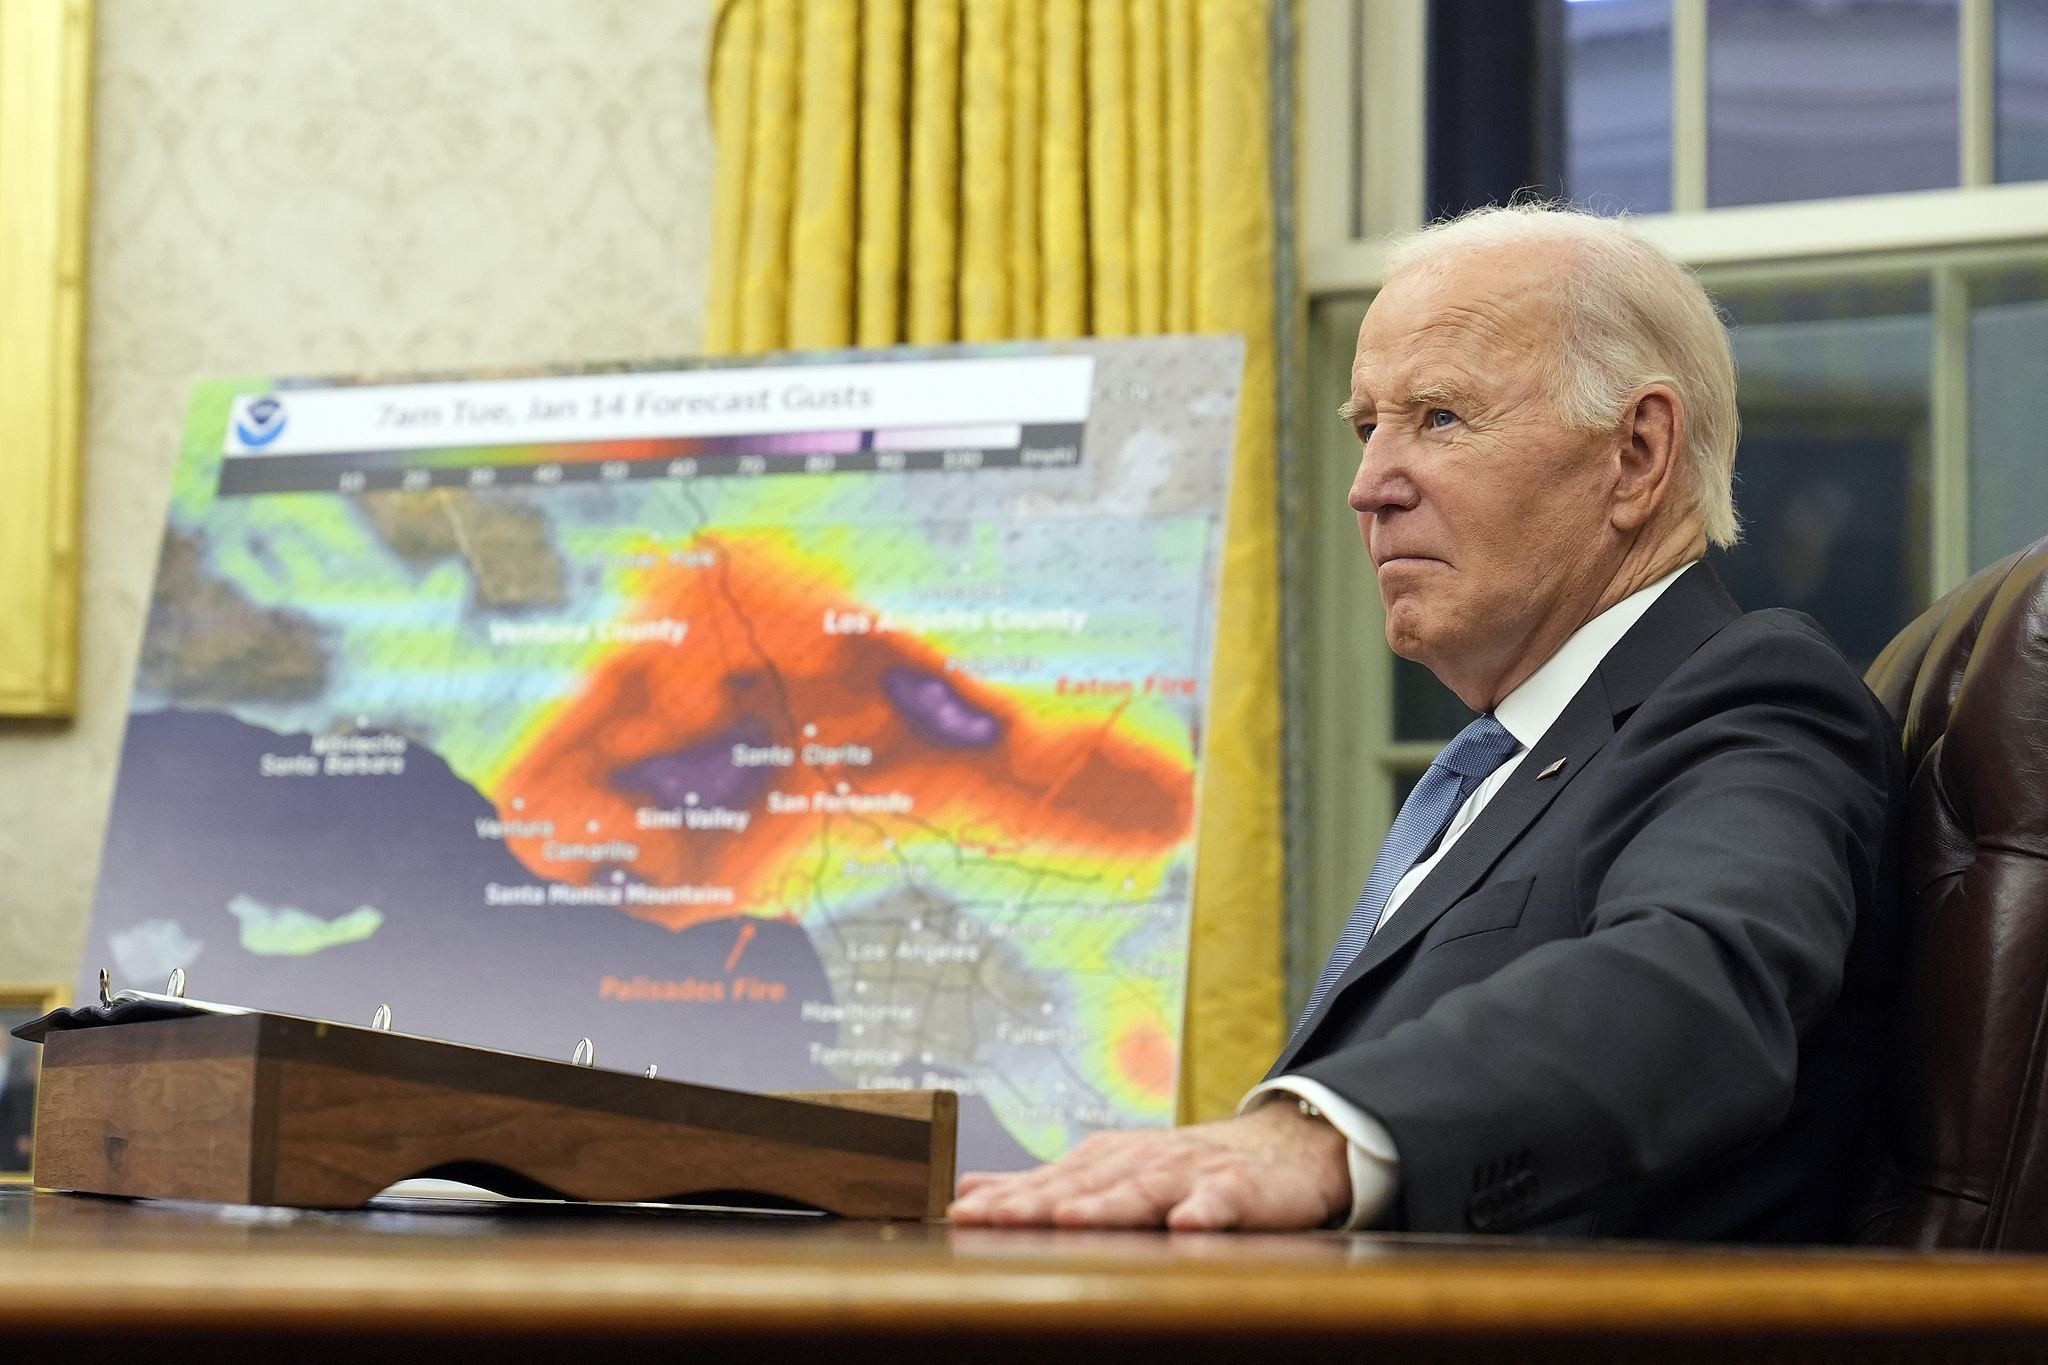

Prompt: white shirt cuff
[{"left": 1241, "top": 1076, "right": 1400, "bottom": 1230}]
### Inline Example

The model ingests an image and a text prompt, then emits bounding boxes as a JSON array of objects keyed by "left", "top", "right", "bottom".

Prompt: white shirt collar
[{"left": 1491, "top": 561, "right": 1699, "bottom": 750}]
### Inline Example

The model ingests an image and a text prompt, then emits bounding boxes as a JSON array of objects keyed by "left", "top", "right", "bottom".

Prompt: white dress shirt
[{"left": 1243, "top": 562, "right": 1698, "bottom": 1229}]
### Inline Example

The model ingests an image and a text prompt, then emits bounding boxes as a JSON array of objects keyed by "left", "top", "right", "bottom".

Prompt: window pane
[
  {"left": 1968, "top": 266, "right": 2048, "bottom": 567},
  {"left": 1999, "top": 0, "right": 2048, "bottom": 181},
  {"left": 1565, "top": 0, "right": 1674, "bottom": 213},
  {"left": 1709, "top": 280, "right": 1930, "bottom": 670},
  {"left": 1709, "top": 0, "right": 1960, "bottom": 208},
  {"left": 1392, "top": 654, "right": 1478, "bottom": 742}
]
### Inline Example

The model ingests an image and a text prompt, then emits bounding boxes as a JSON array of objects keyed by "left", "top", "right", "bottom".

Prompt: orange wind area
[{"left": 492, "top": 533, "right": 1196, "bottom": 932}]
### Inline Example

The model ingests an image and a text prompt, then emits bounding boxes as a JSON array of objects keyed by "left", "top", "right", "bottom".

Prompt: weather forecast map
[{"left": 86, "top": 339, "right": 1243, "bottom": 1172}]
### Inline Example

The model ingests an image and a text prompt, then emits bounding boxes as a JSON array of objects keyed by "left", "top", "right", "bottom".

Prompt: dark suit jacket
[{"left": 1275, "top": 563, "right": 1905, "bottom": 1241}]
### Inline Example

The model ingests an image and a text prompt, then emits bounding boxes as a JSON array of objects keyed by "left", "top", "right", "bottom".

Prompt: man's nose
[{"left": 1347, "top": 433, "right": 1418, "bottom": 516}]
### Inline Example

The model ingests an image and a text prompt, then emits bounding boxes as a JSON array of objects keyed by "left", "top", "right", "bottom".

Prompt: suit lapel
[
  {"left": 1273, "top": 563, "right": 1745, "bottom": 1076},
  {"left": 1325, "top": 678, "right": 1618, "bottom": 990},
  {"left": 1270, "top": 683, "right": 1617, "bottom": 1073}
]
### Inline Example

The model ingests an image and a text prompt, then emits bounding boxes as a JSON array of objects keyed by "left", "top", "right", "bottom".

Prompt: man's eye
[
  {"left": 1427, "top": 409, "right": 1458, "bottom": 429},
  {"left": 1358, "top": 423, "right": 1377, "bottom": 442}
]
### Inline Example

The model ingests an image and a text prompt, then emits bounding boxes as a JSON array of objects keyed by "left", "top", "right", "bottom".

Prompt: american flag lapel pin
[{"left": 1536, "top": 757, "right": 1567, "bottom": 780}]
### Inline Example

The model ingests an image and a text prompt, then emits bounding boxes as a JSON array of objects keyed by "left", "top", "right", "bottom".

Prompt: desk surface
[{"left": 3, "top": 1186, "right": 2047, "bottom": 1362}]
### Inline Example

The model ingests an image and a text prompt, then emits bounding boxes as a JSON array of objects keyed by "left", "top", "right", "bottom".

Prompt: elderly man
[{"left": 949, "top": 205, "right": 1904, "bottom": 1240}]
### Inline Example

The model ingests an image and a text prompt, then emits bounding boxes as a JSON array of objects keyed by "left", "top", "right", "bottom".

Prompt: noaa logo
[{"left": 235, "top": 394, "right": 287, "bottom": 448}]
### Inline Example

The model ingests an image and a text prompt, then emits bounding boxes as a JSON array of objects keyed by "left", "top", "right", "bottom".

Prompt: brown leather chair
[{"left": 1858, "top": 535, "right": 2048, "bottom": 1249}]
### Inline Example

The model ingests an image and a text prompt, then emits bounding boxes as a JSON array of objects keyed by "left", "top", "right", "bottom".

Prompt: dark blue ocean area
[{"left": 90, "top": 708, "right": 1035, "bottom": 1172}]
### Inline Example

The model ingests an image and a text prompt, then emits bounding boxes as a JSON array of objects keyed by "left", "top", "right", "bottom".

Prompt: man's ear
[{"left": 1612, "top": 385, "right": 1682, "bottom": 532}]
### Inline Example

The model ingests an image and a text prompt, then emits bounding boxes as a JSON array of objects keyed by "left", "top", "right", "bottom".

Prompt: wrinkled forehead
[{"left": 1351, "top": 244, "right": 1570, "bottom": 393}]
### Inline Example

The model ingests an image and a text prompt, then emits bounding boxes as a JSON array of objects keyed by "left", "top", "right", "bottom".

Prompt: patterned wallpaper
[{"left": 0, "top": 0, "right": 714, "bottom": 982}]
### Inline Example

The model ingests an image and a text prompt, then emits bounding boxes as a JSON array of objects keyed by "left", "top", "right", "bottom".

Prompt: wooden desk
[{"left": 2, "top": 1186, "right": 2047, "bottom": 1363}]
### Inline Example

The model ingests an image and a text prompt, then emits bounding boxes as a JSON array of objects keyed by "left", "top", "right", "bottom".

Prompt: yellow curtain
[{"left": 706, "top": 0, "right": 1284, "bottom": 1124}]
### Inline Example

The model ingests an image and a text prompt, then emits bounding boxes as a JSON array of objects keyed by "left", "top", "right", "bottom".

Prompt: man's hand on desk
[{"left": 947, "top": 1095, "right": 1350, "bottom": 1230}]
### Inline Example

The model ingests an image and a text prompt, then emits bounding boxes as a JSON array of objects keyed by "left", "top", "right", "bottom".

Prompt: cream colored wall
[{"left": 0, "top": 0, "right": 714, "bottom": 983}]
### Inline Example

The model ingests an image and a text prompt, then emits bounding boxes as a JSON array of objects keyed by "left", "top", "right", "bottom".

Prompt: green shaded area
[{"left": 227, "top": 895, "right": 384, "bottom": 956}]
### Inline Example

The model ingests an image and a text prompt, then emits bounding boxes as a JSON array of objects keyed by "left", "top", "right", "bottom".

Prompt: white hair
[{"left": 1380, "top": 203, "right": 1741, "bottom": 548}]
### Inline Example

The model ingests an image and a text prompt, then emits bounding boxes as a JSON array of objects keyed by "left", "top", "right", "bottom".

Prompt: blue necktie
[{"left": 1293, "top": 713, "right": 1521, "bottom": 1038}]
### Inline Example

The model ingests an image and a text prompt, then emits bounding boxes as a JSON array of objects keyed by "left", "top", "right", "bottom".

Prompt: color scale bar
[{"left": 216, "top": 424, "right": 1086, "bottom": 497}]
